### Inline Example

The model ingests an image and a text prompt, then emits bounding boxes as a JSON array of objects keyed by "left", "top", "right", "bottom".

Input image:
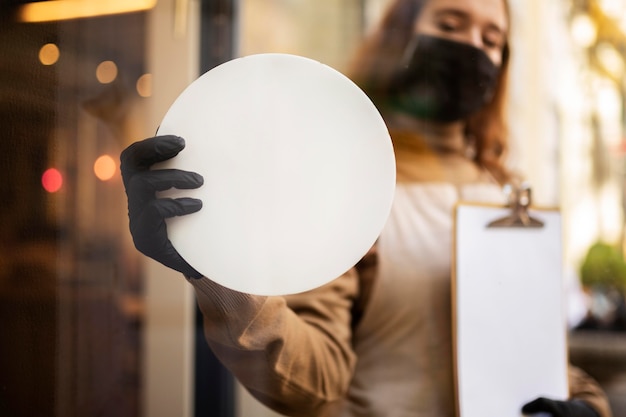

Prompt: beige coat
[{"left": 188, "top": 133, "right": 613, "bottom": 417}]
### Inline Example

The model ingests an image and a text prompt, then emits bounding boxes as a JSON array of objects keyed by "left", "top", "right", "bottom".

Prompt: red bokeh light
[{"left": 42, "top": 168, "right": 63, "bottom": 193}]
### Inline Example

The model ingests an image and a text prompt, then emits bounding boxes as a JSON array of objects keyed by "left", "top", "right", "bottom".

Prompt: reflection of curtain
[
  {"left": 238, "top": 0, "right": 364, "bottom": 70},
  {"left": 363, "top": 0, "right": 392, "bottom": 30},
  {"left": 591, "top": 115, "right": 612, "bottom": 188}
]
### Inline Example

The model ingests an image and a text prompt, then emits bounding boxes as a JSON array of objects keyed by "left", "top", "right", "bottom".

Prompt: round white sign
[{"left": 157, "top": 53, "right": 395, "bottom": 295}]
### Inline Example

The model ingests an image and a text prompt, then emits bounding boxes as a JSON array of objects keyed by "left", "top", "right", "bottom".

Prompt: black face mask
[{"left": 388, "top": 34, "right": 501, "bottom": 123}]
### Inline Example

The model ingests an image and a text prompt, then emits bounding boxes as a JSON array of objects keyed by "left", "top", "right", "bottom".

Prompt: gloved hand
[
  {"left": 522, "top": 397, "right": 599, "bottom": 417},
  {"left": 120, "top": 135, "right": 204, "bottom": 278}
]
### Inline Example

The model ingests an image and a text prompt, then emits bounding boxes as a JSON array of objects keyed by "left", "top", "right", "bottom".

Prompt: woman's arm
[{"left": 189, "top": 269, "right": 359, "bottom": 417}]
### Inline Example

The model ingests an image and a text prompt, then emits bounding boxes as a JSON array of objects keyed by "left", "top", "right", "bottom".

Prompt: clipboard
[{"left": 452, "top": 185, "right": 569, "bottom": 417}]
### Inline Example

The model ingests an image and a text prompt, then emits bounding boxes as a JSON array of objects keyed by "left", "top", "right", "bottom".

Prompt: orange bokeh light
[
  {"left": 136, "top": 73, "right": 152, "bottom": 97},
  {"left": 94, "top": 154, "right": 117, "bottom": 181},
  {"left": 96, "top": 60, "right": 118, "bottom": 84},
  {"left": 39, "top": 43, "right": 60, "bottom": 65}
]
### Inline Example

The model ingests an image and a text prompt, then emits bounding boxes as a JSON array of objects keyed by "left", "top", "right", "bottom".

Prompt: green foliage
[{"left": 580, "top": 241, "right": 626, "bottom": 292}]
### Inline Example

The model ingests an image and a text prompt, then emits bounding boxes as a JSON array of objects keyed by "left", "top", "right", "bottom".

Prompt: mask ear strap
[{"left": 400, "top": 35, "right": 420, "bottom": 68}]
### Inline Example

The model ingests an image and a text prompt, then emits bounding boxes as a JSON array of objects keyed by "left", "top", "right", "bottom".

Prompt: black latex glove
[
  {"left": 522, "top": 397, "right": 599, "bottom": 417},
  {"left": 120, "top": 135, "right": 204, "bottom": 278}
]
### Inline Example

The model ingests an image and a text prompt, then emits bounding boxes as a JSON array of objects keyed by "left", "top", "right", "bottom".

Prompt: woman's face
[{"left": 413, "top": 0, "right": 508, "bottom": 66}]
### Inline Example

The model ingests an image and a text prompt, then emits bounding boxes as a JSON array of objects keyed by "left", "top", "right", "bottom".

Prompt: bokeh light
[
  {"left": 596, "top": 42, "right": 625, "bottom": 79},
  {"left": 94, "top": 154, "right": 117, "bottom": 181},
  {"left": 42, "top": 168, "right": 63, "bottom": 193},
  {"left": 570, "top": 14, "right": 597, "bottom": 48},
  {"left": 96, "top": 60, "right": 118, "bottom": 84},
  {"left": 136, "top": 73, "right": 152, "bottom": 97},
  {"left": 39, "top": 43, "right": 60, "bottom": 65}
]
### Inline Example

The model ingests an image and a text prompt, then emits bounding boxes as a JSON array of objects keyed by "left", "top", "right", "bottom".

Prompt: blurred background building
[{"left": 0, "top": 0, "right": 624, "bottom": 416}]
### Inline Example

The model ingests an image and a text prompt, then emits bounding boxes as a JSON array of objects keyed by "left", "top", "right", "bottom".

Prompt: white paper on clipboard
[{"left": 453, "top": 203, "right": 569, "bottom": 417}]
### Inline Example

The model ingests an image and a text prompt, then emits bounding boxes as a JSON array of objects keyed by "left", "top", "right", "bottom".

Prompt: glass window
[
  {"left": 1, "top": 5, "right": 149, "bottom": 417},
  {"left": 1, "top": 1, "right": 625, "bottom": 417}
]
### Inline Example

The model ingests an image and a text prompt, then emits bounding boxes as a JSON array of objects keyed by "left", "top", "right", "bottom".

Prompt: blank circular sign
[{"left": 157, "top": 53, "right": 395, "bottom": 295}]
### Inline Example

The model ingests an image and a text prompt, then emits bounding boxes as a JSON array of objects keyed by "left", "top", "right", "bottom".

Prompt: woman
[{"left": 120, "top": 0, "right": 612, "bottom": 416}]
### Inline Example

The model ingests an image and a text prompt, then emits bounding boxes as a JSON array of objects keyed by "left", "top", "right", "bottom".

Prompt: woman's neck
[
  {"left": 387, "top": 112, "right": 486, "bottom": 184},
  {"left": 388, "top": 112, "right": 467, "bottom": 155}
]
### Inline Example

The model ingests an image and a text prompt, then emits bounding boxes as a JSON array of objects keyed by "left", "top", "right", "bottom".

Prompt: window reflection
[
  {"left": 0, "top": 8, "right": 147, "bottom": 416},
  {"left": 1, "top": 1, "right": 625, "bottom": 416}
]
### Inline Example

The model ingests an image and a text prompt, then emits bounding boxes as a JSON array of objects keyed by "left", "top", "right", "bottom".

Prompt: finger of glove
[
  {"left": 522, "top": 398, "right": 558, "bottom": 414},
  {"left": 521, "top": 398, "right": 597, "bottom": 417},
  {"left": 126, "top": 169, "right": 204, "bottom": 205},
  {"left": 120, "top": 135, "right": 186, "bottom": 187},
  {"left": 133, "top": 198, "right": 203, "bottom": 227},
  {"left": 155, "top": 197, "right": 203, "bottom": 218}
]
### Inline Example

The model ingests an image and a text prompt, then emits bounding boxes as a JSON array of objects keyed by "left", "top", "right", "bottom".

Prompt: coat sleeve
[
  {"left": 568, "top": 364, "right": 613, "bottom": 417},
  {"left": 187, "top": 269, "right": 359, "bottom": 417}
]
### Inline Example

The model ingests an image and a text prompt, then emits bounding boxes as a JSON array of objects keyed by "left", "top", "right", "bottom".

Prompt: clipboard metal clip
[{"left": 487, "top": 182, "right": 544, "bottom": 228}]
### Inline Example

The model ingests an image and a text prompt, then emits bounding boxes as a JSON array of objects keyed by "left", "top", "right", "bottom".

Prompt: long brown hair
[{"left": 345, "top": 0, "right": 512, "bottom": 183}]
